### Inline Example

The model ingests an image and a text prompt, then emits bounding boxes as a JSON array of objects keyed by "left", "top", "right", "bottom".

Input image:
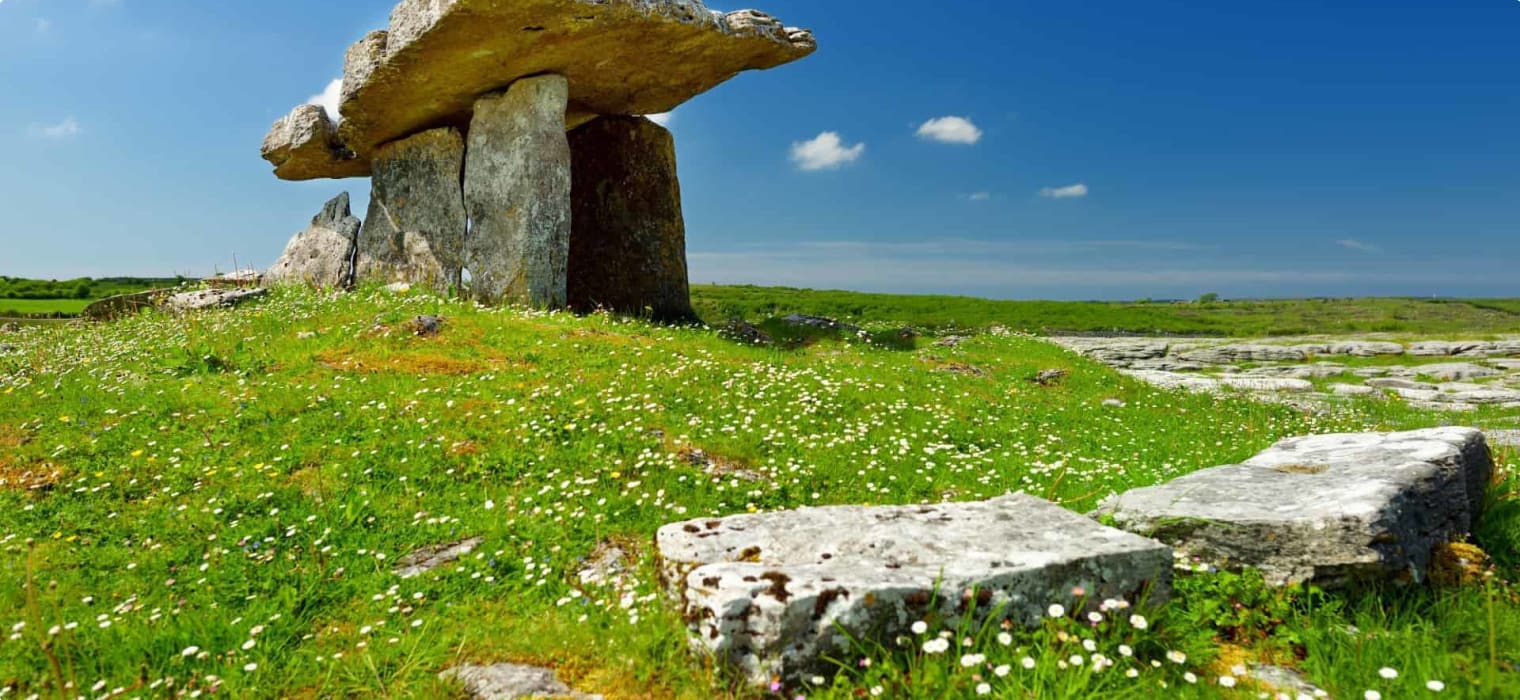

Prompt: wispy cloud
[
  {"left": 30, "top": 117, "right": 81, "bottom": 139},
  {"left": 645, "top": 112, "right": 673, "bottom": 127},
  {"left": 1336, "top": 239, "right": 1382, "bottom": 253},
  {"left": 916, "top": 116, "right": 983, "bottom": 145},
  {"left": 962, "top": 192, "right": 992, "bottom": 202},
  {"left": 790, "top": 131, "right": 866, "bottom": 171},
  {"left": 306, "top": 79, "right": 343, "bottom": 122},
  {"left": 1040, "top": 183, "right": 1089, "bottom": 199}
]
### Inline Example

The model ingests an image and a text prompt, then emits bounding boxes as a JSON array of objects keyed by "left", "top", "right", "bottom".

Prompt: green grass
[
  {"left": 0, "top": 287, "right": 1516, "bottom": 699},
  {"left": 692, "top": 285, "right": 1520, "bottom": 337},
  {"left": 0, "top": 298, "right": 93, "bottom": 316}
]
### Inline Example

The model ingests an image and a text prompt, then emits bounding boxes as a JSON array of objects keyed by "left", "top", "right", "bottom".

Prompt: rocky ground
[{"left": 1052, "top": 335, "right": 1520, "bottom": 416}]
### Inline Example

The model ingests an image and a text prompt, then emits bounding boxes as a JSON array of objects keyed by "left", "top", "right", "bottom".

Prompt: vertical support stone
[
  {"left": 567, "top": 116, "right": 695, "bottom": 323},
  {"left": 463, "top": 74, "right": 572, "bottom": 307},
  {"left": 357, "top": 127, "right": 468, "bottom": 293}
]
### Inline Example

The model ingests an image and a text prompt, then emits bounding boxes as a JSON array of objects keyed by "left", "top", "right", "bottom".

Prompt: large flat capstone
[
  {"left": 263, "top": 0, "right": 814, "bottom": 180},
  {"left": 1097, "top": 428, "right": 1493, "bottom": 587},
  {"left": 656, "top": 494, "right": 1172, "bottom": 685}
]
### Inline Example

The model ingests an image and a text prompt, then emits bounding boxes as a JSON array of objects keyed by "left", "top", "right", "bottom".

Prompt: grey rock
[
  {"left": 1327, "top": 341, "right": 1405, "bottom": 357},
  {"left": 1330, "top": 383, "right": 1378, "bottom": 397},
  {"left": 1242, "top": 363, "right": 1346, "bottom": 379},
  {"left": 933, "top": 335, "right": 967, "bottom": 348},
  {"left": 357, "top": 128, "right": 468, "bottom": 292},
  {"left": 1486, "top": 359, "right": 1520, "bottom": 371},
  {"left": 1351, "top": 367, "right": 1391, "bottom": 378},
  {"left": 1126, "top": 359, "right": 1207, "bottom": 372},
  {"left": 657, "top": 494, "right": 1172, "bottom": 685},
  {"left": 1485, "top": 340, "right": 1520, "bottom": 357},
  {"left": 723, "top": 319, "right": 772, "bottom": 345},
  {"left": 267, "top": 193, "right": 363, "bottom": 288},
  {"left": 1408, "top": 341, "right": 1485, "bottom": 357},
  {"left": 778, "top": 314, "right": 863, "bottom": 335},
  {"left": 566, "top": 116, "right": 695, "bottom": 322},
  {"left": 1367, "top": 377, "right": 1437, "bottom": 391},
  {"left": 1098, "top": 428, "right": 1493, "bottom": 586},
  {"left": 1121, "top": 369, "right": 1220, "bottom": 392},
  {"left": 260, "top": 104, "right": 367, "bottom": 181},
  {"left": 1391, "top": 362, "right": 1501, "bottom": 382},
  {"left": 440, "top": 663, "right": 601, "bottom": 700},
  {"left": 340, "top": 31, "right": 389, "bottom": 111},
  {"left": 1488, "top": 430, "right": 1520, "bottom": 448},
  {"left": 464, "top": 76, "right": 573, "bottom": 307},
  {"left": 1217, "top": 376, "right": 1314, "bottom": 393},
  {"left": 0, "top": 323, "right": 19, "bottom": 333},
  {"left": 393, "top": 537, "right": 483, "bottom": 579},
  {"left": 1245, "top": 665, "right": 1327, "bottom": 697},
  {"left": 576, "top": 544, "right": 632, "bottom": 587},
  {"left": 167, "top": 288, "right": 269, "bottom": 313},
  {"left": 1052, "top": 338, "right": 1168, "bottom": 364},
  {"left": 1177, "top": 344, "right": 1309, "bottom": 364}
]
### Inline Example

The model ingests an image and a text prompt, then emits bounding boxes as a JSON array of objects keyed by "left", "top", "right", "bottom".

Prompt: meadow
[
  {"left": 691, "top": 285, "right": 1520, "bottom": 337},
  {"left": 0, "top": 287, "right": 1516, "bottom": 699}
]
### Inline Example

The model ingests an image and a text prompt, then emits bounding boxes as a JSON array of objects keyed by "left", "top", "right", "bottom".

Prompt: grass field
[
  {"left": 691, "top": 285, "right": 1520, "bottom": 337},
  {"left": 0, "top": 287, "right": 1516, "bottom": 699},
  {"left": 0, "top": 298, "right": 93, "bottom": 316}
]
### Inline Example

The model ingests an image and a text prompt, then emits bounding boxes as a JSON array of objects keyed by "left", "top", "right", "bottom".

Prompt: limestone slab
[
  {"left": 464, "top": 76, "right": 573, "bottom": 307},
  {"left": 1098, "top": 428, "right": 1493, "bottom": 586},
  {"left": 357, "top": 128, "right": 468, "bottom": 292},
  {"left": 261, "top": 105, "right": 368, "bottom": 181},
  {"left": 567, "top": 117, "right": 694, "bottom": 322},
  {"left": 657, "top": 494, "right": 1172, "bottom": 685},
  {"left": 265, "top": 0, "right": 814, "bottom": 179}
]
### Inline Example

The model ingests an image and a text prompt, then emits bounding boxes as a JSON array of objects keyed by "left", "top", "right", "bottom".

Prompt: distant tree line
[{"left": 0, "top": 276, "right": 188, "bottom": 300}]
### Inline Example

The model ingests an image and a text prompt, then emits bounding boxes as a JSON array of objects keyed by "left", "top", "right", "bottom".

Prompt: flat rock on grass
[
  {"left": 393, "top": 537, "right": 483, "bottom": 579},
  {"left": 1097, "top": 428, "right": 1493, "bottom": 586},
  {"left": 441, "top": 663, "right": 602, "bottom": 700},
  {"left": 167, "top": 288, "right": 269, "bottom": 313},
  {"left": 656, "top": 494, "right": 1172, "bottom": 685}
]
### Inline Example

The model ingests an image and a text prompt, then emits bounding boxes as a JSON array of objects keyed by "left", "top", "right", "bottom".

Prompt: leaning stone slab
[
  {"left": 265, "top": 0, "right": 815, "bottom": 179},
  {"left": 657, "top": 494, "right": 1172, "bottom": 685},
  {"left": 464, "top": 76, "right": 572, "bottom": 307},
  {"left": 267, "top": 192, "right": 363, "bottom": 288},
  {"left": 357, "top": 128, "right": 468, "bottom": 292},
  {"left": 567, "top": 117, "right": 695, "bottom": 321},
  {"left": 1098, "top": 428, "right": 1494, "bottom": 587}
]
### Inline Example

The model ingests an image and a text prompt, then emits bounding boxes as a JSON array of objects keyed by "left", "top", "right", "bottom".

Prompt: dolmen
[{"left": 261, "top": 0, "right": 815, "bottom": 321}]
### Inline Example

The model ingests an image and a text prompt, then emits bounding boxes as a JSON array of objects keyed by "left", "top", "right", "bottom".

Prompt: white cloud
[
  {"left": 789, "top": 131, "right": 865, "bottom": 171},
  {"left": 963, "top": 192, "right": 992, "bottom": 202},
  {"left": 645, "top": 112, "right": 673, "bottom": 127},
  {"left": 30, "top": 117, "right": 81, "bottom": 139},
  {"left": 306, "top": 79, "right": 343, "bottom": 122},
  {"left": 916, "top": 116, "right": 983, "bottom": 145},
  {"left": 1336, "top": 239, "right": 1381, "bottom": 253},
  {"left": 1040, "top": 183, "right": 1089, "bottom": 199}
]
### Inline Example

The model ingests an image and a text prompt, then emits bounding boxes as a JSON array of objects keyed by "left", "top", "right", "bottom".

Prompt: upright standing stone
[
  {"left": 357, "top": 127, "right": 468, "bottom": 293},
  {"left": 567, "top": 117, "right": 695, "bottom": 322},
  {"left": 267, "top": 192, "right": 363, "bottom": 288},
  {"left": 464, "top": 75, "right": 572, "bottom": 307}
]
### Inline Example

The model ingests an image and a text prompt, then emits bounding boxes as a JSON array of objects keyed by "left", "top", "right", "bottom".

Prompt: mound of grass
[{"left": 0, "top": 287, "right": 1515, "bottom": 698}]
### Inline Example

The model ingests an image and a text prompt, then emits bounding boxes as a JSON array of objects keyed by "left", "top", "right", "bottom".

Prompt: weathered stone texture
[
  {"left": 567, "top": 117, "right": 694, "bottom": 322},
  {"left": 357, "top": 128, "right": 468, "bottom": 292},
  {"left": 268, "top": 192, "right": 363, "bottom": 288},
  {"left": 1098, "top": 428, "right": 1493, "bottom": 587},
  {"left": 464, "top": 76, "right": 572, "bottom": 307},
  {"left": 657, "top": 494, "right": 1172, "bottom": 685},
  {"left": 261, "top": 105, "right": 368, "bottom": 181}
]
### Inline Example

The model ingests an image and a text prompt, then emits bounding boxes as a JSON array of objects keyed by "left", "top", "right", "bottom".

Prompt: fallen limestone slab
[
  {"left": 1327, "top": 341, "right": 1405, "bottom": 357},
  {"left": 167, "top": 288, "right": 269, "bottom": 313},
  {"left": 657, "top": 494, "right": 1172, "bottom": 685},
  {"left": 1097, "top": 428, "right": 1493, "bottom": 586},
  {"left": 1330, "top": 383, "right": 1379, "bottom": 397},
  {"left": 393, "top": 537, "right": 483, "bottom": 579},
  {"left": 1217, "top": 376, "right": 1314, "bottom": 393},
  {"left": 1121, "top": 369, "right": 1220, "bottom": 392},
  {"left": 1367, "top": 377, "right": 1437, "bottom": 391},
  {"left": 1177, "top": 344, "right": 1308, "bottom": 364},
  {"left": 1389, "top": 362, "right": 1501, "bottom": 382},
  {"left": 441, "top": 663, "right": 602, "bottom": 700},
  {"left": 265, "top": 0, "right": 815, "bottom": 179}
]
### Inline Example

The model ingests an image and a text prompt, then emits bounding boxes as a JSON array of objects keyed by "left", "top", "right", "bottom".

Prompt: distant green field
[
  {"left": 0, "top": 298, "right": 92, "bottom": 316},
  {"left": 692, "top": 285, "right": 1520, "bottom": 337}
]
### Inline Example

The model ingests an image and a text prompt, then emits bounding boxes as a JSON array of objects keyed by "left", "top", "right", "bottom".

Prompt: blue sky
[{"left": 2, "top": 0, "right": 1517, "bottom": 300}]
